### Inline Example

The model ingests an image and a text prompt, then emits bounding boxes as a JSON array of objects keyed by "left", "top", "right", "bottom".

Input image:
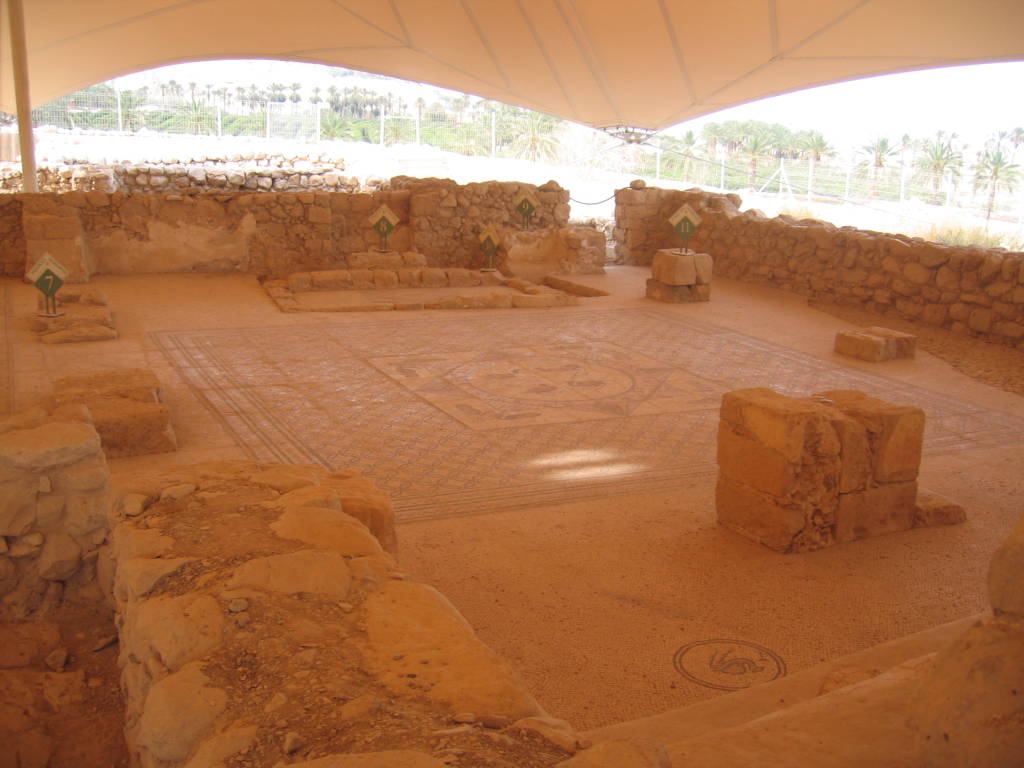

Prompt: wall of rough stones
[
  {"left": 0, "top": 153, "right": 359, "bottom": 195},
  {"left": 615, "top": 186, "right": 1024, "bottom": 350},
  {"left": 0, "top": 414, "right": 111, "bottom": 620},
  {"left": 392, "top": 176, "right": 571, "bottom": 268},
  {"left": 0, "top": 194, "right": 25, "bottom": 276},
  {"left": 0, "top": 178, "right": 570, "bottom": 278}
]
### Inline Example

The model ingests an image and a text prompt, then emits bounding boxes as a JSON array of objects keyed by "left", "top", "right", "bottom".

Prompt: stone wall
[
  {"left": 1, "top": 178, "right": 570, "bottom": 279},
  {"left": 0, "top": 153, "right": 358, "bottom": 195},
  {"left": 0, "top": 194, "right": 25, "bottom": 277},
  {"left": 105, "top": 461, "right": 566, "bottom": 767},
  {"left": 615, "top": 186, "right": 1024, "bottom": 350},
  {"left": 392, "top": 176, "right": 571, "bottom": 268},
  {"left": 0, "top": 415, "right": 111, "bottom": 619}
]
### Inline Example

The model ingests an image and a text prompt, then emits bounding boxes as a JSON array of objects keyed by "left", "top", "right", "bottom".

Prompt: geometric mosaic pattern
[{"left": 153, "top": 307, "right": 1024, "bottom": 522}]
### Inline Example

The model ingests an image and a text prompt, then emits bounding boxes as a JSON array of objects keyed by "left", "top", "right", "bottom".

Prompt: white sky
[{"left": 116, "top": 60, "right": 1024, "bottom": 160}]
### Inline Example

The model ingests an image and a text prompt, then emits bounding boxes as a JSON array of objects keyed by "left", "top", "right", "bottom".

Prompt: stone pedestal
[
  {"left": 647, "top": 248, "right": 712, "bottom": 303},
  {"left": 716, "top": 387, "right": 963, "bottom": 553}
]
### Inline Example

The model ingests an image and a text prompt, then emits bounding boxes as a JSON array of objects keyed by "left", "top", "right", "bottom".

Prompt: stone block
[
  {"left": 816, "top": 390, "right": 924, "bottom": 483},
  {"left": 402, "top": 251, "right": 427, "bottom": 267},
  {"left": 349, "top": 269, "right": 375, "bottom": 289},
  {"left": 287, "top": 272, "right": 312, "bottom": 292},
  {"left": 835, "top": 481, "right": 917, "bottom": 543},
  {"left": 348, "top": 251, "right": 404, "bottom": 270},
  {"left": 372, "top": 270, "right": 399, "bottom": 289},
  {"left": 311, "top": 269, "right": 353, "bottom": 291},
  {"left": 396, "top": 268, "right": 422, "bottom": 287},
  {"left": 652, "top": 249, "right": 696, "bottom": 285},
  {"left": 445, "top": 268, "right": 477, "bottom": 287},
  {"left": 645, "top": 279, "right": 710, "bottom": 303},
  {"left": 913, "top": 491, "right": 966, "bottom": 528},
  {"left": 85, "top": 398, "right": 177, "bottom": 458},
  {"left": 39, "top": 325, "right": 117, "bottom": 344},
  {"left": 834, "top": 327, "right": 917, "bottom": 362},
  {"left": 420, "top": 268, "right": 448, "bottom": 288},
  {"left": 715, "top": 476, "right": 806, "bottom": 552},
  {"left": 55, "top": 369, "right": 161, "bottom": 405},
  {"left": 716, "top": 423, "right": 795, "bottom": 497}
]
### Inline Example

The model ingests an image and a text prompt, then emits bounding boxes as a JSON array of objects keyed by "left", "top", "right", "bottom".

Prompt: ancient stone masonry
[
  {"left": 834, "top": 326, "right": 917, "bottom": 362},
  {"left": 0, "top": 177, "right": 576, "bottom": 280},
  {"left": 615, "top": 185, "right": 1024, "bottom": 350},
  {"left": 0, "top": 152, "right": 359, "bottom": 195},
  {"left": 0, "top": 415, "right": 111, "bottom": 620},
  {"left": 646, "top": 248, "right": 713, "bottom": 303},
  {"left": 390, "top": 176, "right": 571, "bottom": 269},
  {"left": 716, "top": 388, "right": 965, "bottom": 553},
  {"left": 105, "top": 461, "right": 582, "bottom": 767},
  {"left": 30, "top": 286, "right": 118, "bottom": 344}
]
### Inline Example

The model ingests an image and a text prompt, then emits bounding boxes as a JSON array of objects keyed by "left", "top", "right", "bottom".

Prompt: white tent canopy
[{"left": 2, "top": 0, "right": 1024, "bottom": 132}]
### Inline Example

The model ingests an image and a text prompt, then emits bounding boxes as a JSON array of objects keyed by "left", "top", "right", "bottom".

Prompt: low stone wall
[
  {"left": 0, "top": 415, "right": 111, "bottom": 619},
  {"left": 105, "top": 461, "right": 573, "bottom": 767},
  {"left": 615, "top": 186, "right": 1024, "bottom": 350},
  {"left": 1, "top": 178, "right": 570, "bottom": 279},
  {"left": 0, "top": 153, "right": 358, "bottom": 196}
]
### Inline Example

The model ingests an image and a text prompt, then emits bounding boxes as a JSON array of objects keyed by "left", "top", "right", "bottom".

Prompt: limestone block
[
  {"left": 30, "top": 305, "right": 113, "bottom": 333},
  {"left": 645, "top": 279, "right": 710, "bottom": 302},
  {"left": 652, "top": 249, "right": 695, "bottom": 286},
  {"left": 396, "top": 268, "right": 422, "bottom": 287},
  {"left": 910, "top": 618, "right": 1024, "bottom": 768},
  {"left": 349, "top": 269, "right": 376, "bottom": 289},
  {"left": 988, "top": 514, "right": 1024, "bottom": 618},
  {"left": 716, "top": 424, "right": 796, "bottom": 497},
  {"left": 37, "top": 531, "right": 82, "bottom": 581},
  {"left": 420, "top": 268, "right": 449, "bottom": 288},
  {"left": 311, "top": 270, "right": 353, "bottom": 291},
  {"left": 129, "top": 593, "right": 225, "bottom": 673},
  {"left": 137, "top": 663, "right": 227, "bottom": 763},
  {"left": 402, "top": 251, "right": 427, "bottom": 267},
  {"left": 0, "top": 473, "right": 37, "bottom": 536},
  {"left": 446, "top": 268, "right": 479, "bottom": 287},
  {"left": 913, "top": 492, "right": 966, "bottom": 529},
  {"left": 816, "top": 390, "right": 924, "bottom": 483},
  {"left": 361, "top": 580, "right": 544, "bottom": 721},
  {"left": 39, "top": 325, "right": 118, "bottom": 344},
  {"left": 85, "top": 398, "right": 177, "bottom": 458},
  {"left": 0, "top": 422, "right": 101, "bottom": 470},
  {"left": 835, "top": 482, "right": 918, "bottom": 543},
  {"left": 270, "top": 507, "right": 383, "bottom": 557},
  {"left": 248, "top": 465, "right": 319, "bottom": 494},
  {"left": 511, "top": 293, "right": 575, "bottom": 308},
  {"left": 348, "top": 251, "right": 403, "bottom": 270},
  {"left": 228, "top": 550, "right": 351, "bottom": 597},
  {"left": 863, "top": 327, "right": 917, "bottom": 358},
  {"left": 117, "top": 557, "right": 196, "bottom": 601},
  {"left": 54, "top": 369, "right": 161, "bottom": 405},
  {"left": 287, "top": 272, "right": 313, "bottom": 292},
  {"left": 715, "top": 476, "right": 807, "bottom": 552},
  {"left": 720, "top": 388, "right": 840, "bottom": 463},
  {"left": 834, "top": 331, "right": 888, "bottom": 362},
  {"left": 372, "top": 270, "right": 399, "bottom": 289}
]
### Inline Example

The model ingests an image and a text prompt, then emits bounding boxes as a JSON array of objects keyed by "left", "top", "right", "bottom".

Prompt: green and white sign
[
  {"left": 479, "top": 225, "right": 501, "bottom": 270},
  {"left": 669, "top": 203, "right": 702, "bottom": 242},
  {"left": 513, "top": 189, "right": 540, "bottom": 229},
  {"left": 27, "top": 254, "right": 68, "bottom": 315},
  {"left": 368, "top": 204, "right": 400, "bottom": 250}
]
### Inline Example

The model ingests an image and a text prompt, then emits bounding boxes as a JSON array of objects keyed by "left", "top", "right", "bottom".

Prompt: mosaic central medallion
[
  {"left": 460, "top": 357, "right": 635, "bottom": 403},
  {"left": 370, "top": 341, "right": 723, "bottom": 430}
]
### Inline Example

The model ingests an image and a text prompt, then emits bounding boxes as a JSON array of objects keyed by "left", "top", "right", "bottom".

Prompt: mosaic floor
[{"left": 153, "top": 307, "right": 1024, "bottom": 521}]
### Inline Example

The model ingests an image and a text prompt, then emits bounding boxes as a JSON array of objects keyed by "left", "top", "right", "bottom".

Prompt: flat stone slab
[
  {"left": 835, "top": 327, "right": 917, "bottom": 362},
  {"left": 652, "top": 248, "right": 713, "bottom": 287},
  {"left": 646, "top": 278, "right": 710, "bottom": 303}
]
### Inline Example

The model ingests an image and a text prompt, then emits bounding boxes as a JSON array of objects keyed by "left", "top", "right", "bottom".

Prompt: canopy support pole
[{"left": 7, "top": 0, "right": 38, "bottom": 192}]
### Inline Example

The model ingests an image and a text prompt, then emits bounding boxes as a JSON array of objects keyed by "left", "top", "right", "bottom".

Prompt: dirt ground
[{"left": 2, "top": 266, "right": 1022, "bottom": 762}]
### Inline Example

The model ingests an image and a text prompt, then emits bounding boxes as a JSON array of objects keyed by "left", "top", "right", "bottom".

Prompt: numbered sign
[
  {"left": 479, "top": 225, "right": 501, "bottom": 270},
  {"left": 27, "top": 254, "right": 68, "bottom": 315},
  {"left": 669, "top": 203, "right": 702, "bottom": 241},
  {"left": 513, "top": 189, "right": 540, "bottom": 229},
  {"left": 368, "top": 204, "right": 400, "bottom": 250}
]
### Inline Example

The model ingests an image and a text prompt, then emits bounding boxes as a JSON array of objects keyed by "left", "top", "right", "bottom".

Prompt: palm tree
[
  {"left": 310, "top": 86, "right": 322, "bottom": 106},
  {"left": 510, "top": 110, "right": 559, "bottom": 163},
  {"left": 914, "top": 133, "right": 962, "bottom": 197},
  {"left": 972, "top": 148, "right": 1020, "bottom": 226},
  {"left": 743, "top": 134, "right": 774, "bottom": 189},
  {"left": 798, "top": 130, "right": 834, "bottom": 199},
  {"left": 1010, "top": 126, "right": 1024, "bottom": 162},
  {"left": 289, "top": 83, "right": 302, "bottom": 104},
  {"left": 858, "top": 137, "right": 898, "bottom": 198}
]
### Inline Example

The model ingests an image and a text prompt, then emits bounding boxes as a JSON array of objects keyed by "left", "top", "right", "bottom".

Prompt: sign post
[
  {"left": 478, "top": 226, "right": 501, "bottom": 271},
  {"left": 26, "top": 254, "right": 68, "bottom": 317},
  {"left": 368, "top": 204, "right": 400, "bottom": 251},
  {"left": 669, "top": 203, "right": 702, "bottom": 253}
]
